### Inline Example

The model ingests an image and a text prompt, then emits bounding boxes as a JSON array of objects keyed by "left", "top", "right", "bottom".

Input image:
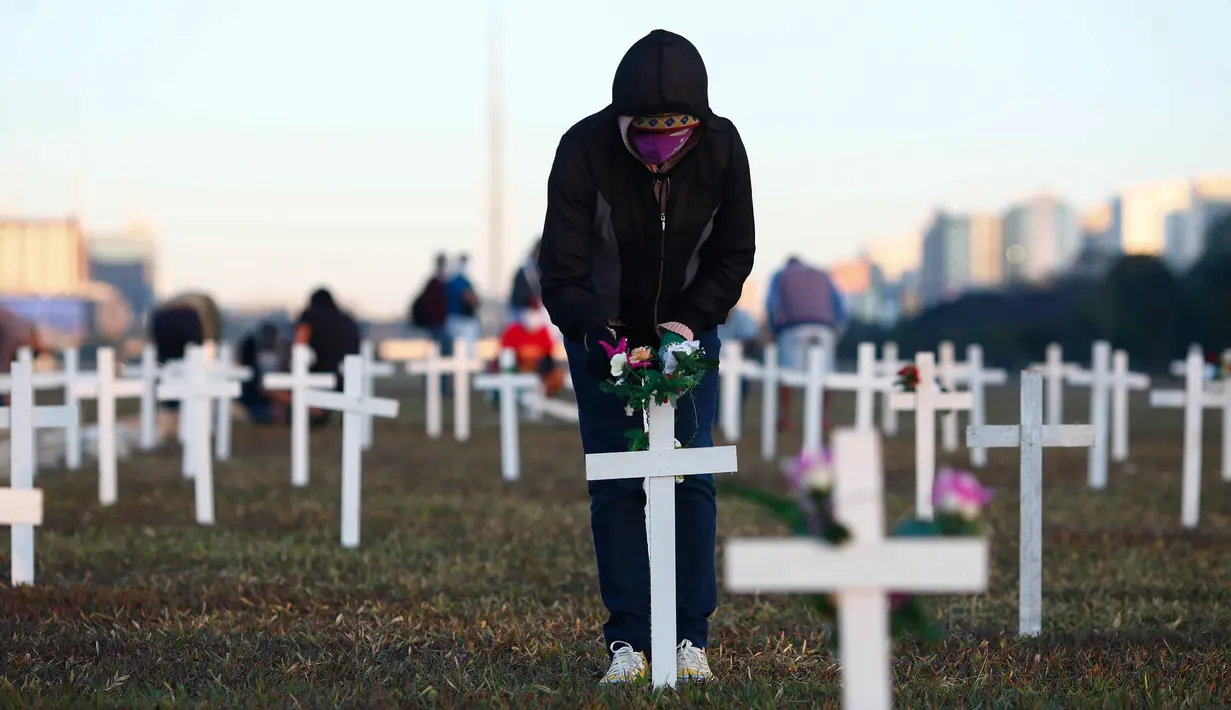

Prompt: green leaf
[
  {"left": 716, "top": 482, "right": 810, "bottom": 533},
  {"left": 892, "top": 518, "right": 941, "bottom": 537}
]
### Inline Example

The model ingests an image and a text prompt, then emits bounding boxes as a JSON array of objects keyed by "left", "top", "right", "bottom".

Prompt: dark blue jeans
[{"left": 565, "top": 330, "right": 721, "bottom": 655}]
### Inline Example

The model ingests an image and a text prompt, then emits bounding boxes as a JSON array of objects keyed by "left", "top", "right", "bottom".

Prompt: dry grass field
[{"left": 2, "top": 377, "right": 1229, "bottom": 707}]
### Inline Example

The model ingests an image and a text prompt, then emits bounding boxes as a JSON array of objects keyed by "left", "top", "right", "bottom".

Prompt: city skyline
[{"left": 2, "top": 1, "right": 1229, "bottom": 317}]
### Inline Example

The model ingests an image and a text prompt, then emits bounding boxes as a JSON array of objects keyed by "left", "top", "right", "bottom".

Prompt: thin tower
[{"left": 486, "top": 0, "right": 505, "bottom": 300}]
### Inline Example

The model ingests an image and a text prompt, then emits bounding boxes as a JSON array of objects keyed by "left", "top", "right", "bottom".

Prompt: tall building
[
  {"left": 864, "top": 232, "right": 921, "bottom": 282},
  {"left": 87, "top": 225, "right": 158, "bottom": 329},
  {"left": 1000, "top": 196, "right": 1081, "bottom": 284},
  {"left": 829, "top": 255, "right": 887, "bottom": 324},
  {"left": 1152, "top": 176, "right": 1231, "bottom": 270},
  {"left": 0, "top": 217, "right": 89, "bottom": 295},
  {"left": 920, "top": 210, "right": 972, "bottom": 308},
  {"left": 967, "top": 214, "right": 1003, "bottom": 287},
  {"left": 1114, "top": 179, "right": 1197, "bottom": 256}
]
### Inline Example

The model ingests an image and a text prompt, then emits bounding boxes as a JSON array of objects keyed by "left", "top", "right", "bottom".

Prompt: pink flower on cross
[
  {"left": 932, "top": 467, "right": 993, "bottom": 521},
  {"left": 781, "top": 449, "right": 834, "bottom": 493}
]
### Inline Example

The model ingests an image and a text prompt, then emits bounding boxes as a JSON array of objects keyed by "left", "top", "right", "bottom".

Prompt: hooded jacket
[{"left": 538, "top": 29, "right": 755, "bottom": 344}]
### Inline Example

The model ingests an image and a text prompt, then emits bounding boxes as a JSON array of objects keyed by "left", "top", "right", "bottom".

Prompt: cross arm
[
  {"left": 586, "top": 445, "right": 738, "bottom": 482},
  {"left": 825, "top": 373, "right": 892, "bottom": 391},
  {"left": 0, "top": 488, "right": 43, "bottom": 525},
  {"left": 263, "top": 373, "right": 337, "bottom": 390},
  {"left": 157, "top": 381, "right": 241, "bottom": 400},
  {"left": 300, "top": 389, "right": 399, "bottom": 418},
  {"left": 1149, "top": 390, "right": 1185, "bottom": 407},
  {"left": 724, "top": 537, "right": 988, "bottom": 592},
  {"left": 966, "top": 424, "right": 1094, "bottom": 448},
  {"left": 474, "top": 372, "right": 541, "bottom": 390}
]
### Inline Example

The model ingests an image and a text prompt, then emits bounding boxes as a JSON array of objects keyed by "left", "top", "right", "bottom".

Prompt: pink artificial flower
[
  {"left": 601, "top": 338, "right": 629, "bottom": 360},
  {"left": 781, "top": 449, "right": 834, "bottom": 493},
  {"left": 932, "top": 467, "right": 993, "bottom": 521}
]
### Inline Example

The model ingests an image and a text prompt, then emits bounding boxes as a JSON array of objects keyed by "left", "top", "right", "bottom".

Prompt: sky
[{"left": 1, "top": 0, "right": 1229, "bottom": 318}]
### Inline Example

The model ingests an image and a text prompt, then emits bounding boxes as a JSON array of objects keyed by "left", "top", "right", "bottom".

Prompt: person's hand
[{"left": 584, "top": 326, "right": 620, "bottom": 380}]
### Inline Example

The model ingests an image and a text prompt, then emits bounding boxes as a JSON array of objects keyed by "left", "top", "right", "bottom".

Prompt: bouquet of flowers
[
  {"left": 596, "top": 334, "right": 716, "bottom": 452},
  {"left": 719, "top": 454, "right": 991, "bottom": 647}
]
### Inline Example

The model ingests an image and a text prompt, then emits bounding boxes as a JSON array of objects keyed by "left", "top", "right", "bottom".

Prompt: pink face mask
[{"left": 630, "top": 127, "right": 693, "bottom": 165}]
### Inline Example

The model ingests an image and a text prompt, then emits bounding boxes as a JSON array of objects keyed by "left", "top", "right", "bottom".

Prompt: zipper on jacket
[{"left": 652, "top": 176, "right": 669, "bottom": 328}]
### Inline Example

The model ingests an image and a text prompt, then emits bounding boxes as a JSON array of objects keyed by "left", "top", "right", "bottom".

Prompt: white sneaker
[
  {"left": 599, "top": 641, "right": 647, "bottom": 685},
  {"left": 676, "top": 639, "right": 713, "bottom": 681}
]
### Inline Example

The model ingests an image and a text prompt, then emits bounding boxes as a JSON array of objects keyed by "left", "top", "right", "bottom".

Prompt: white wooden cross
[
  {"left": 877, "top": 341, "right": 902, "bottom": 435},
  {"left": 0, "top": 348, "right": 75, "bottom": 585},
  {"left": 404, "top": 338, "right": 481, "bottom": 441},
  {"left": 1028, "top": 343, "right": 1075, "bottom": 426},
  {"left": 779, "top": 345, "right": 829, "bottom": 454},
  {"left": 824, "top": 342, "right": 889, "bottom": 432},
  {"left": 0, "top": 348, "right": 83, "bottom": 472},
  {"left": 1169, "top": 343, "right": 1203, "bottom": 377},
  {"left": 1150, "top": 349, "right": 1230, "bottom": 528},
  {"left": 129, "top": 344, "right": 160, "bottom": 450},
  {"left": 263, "top": 343, "right": 336, "bottom": 488},
  {"left": 961, "top": 344, "right": 1008, "bottom": 468},
  {"left": 935, "top": 341, "right": 965, "bottom": 452},
  {"left": 158, "top": 346, "right": 239, "bottom": 524},
  {"left": 887, "top": 352, "right": 973, "bottom": 519},
  {"left": 210, "top": 342, "right": 252, "bottom": 461},
  {"left": 585, "top": 402, "right": 738, "bottom": 689},
  {"left": 1109, "top": 349, "right": 1149, "bottom": 463},
  {"left": 351, "top": 340, "right": 395, "bottom": 450},
  {"left": 404, "top": 341, "right": 446, "bottom": 439},
  {"left": 300, "top": 354, "right": 399, "bottom": 547},
  {"left": 0, "top": 487, "right": 42, "bottom": 587},
  {"left": 966, "top": 371, "right": 1094, "bottom": 637},
  {"left": 1065, "top": 340, "right": 1112, "bottom": 490},
  {"left": 743, "top": 342, "right": 779, "bottom": 461},
  {"left": 473, "top": 348, "right": 541, "bottom": 482},
  {"left": 68, "top": 347, "right": 144, "bottom": 506},
  {"left": 726, "top": 428, "right": 988, "bottom": 710},
  {"left": 718, "top": 340, "right": 754, "bottom": 442}
]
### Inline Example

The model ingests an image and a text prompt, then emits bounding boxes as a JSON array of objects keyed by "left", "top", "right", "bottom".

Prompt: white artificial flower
[
  {"left": 661, "top": 340, "right": 701, "bottom": 375},
  {"left": 936, "top": 493, "right": 983, "bottom": 521},
  {"left": 804, "top": 466, "right": 833, "bottom": 492},
  {"left": 610, "top": 352, "right": 628, "bottom": 377},
  {"left": 624, "top": 405, "right": 635, "bottom": 417}
]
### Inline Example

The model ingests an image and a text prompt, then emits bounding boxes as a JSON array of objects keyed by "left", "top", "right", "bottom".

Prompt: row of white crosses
[
  {"left": 404, "top": 339, "right": 482, "bottom": 441},
  {"left": 726, "top": 428, "right": 988, "bottom": 709},
  {"left": 0, "top": 348, "right": 89, "bottom": 470},
  {"left": 1151, "top": 347, "right": 1231, "bottom": 528},
  {"left": 1, "top": 348, "right": 72, "bottom": 586},
  {"left": 736, "top": 342, "right": 893, "bottom": 460}
]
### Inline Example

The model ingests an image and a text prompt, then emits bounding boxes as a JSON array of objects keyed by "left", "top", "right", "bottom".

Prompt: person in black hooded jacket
[{"left": 538, "top": 29, "right": 755, "bottom": 685}]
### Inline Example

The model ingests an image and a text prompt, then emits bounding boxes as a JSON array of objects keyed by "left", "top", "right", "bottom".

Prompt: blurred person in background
[
  {"left": 508, "top": 237, "right": 542, "bottom": 324},
  {"left": 0, "top": 304, "right": 42, "bottom": 406},
  {"left": 237, "top": 322, "right": 285, "bottom": 425},
  {"left": 497, "top": 296, "right": 566, "bottom": 397},
  {"left": 148, "top": 292, "right": 222, "bottom": 436},
  {"left": 538, "top": 29, "right": 755, "bottom": 685},
  {"left": 446, "top": 253, "right": 482, "bottom": 348},
  {"left": 409, "top": 252, "right": 451, "bottom": 353},
  {"left": 765, "top": 256, "right": 847, "bottom": 432},
  {"left": 272, "top": 288, "right": 360, "bottom": 427}
]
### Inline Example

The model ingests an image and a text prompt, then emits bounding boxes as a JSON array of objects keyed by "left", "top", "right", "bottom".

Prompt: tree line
[{"left": 837, "top": 213, "right": 1231, "bottom": 373}]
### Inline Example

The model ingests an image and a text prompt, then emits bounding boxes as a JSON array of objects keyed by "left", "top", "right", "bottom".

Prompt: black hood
[{"left": 611, "top": 30, "right": 710, "bottom": 119}]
